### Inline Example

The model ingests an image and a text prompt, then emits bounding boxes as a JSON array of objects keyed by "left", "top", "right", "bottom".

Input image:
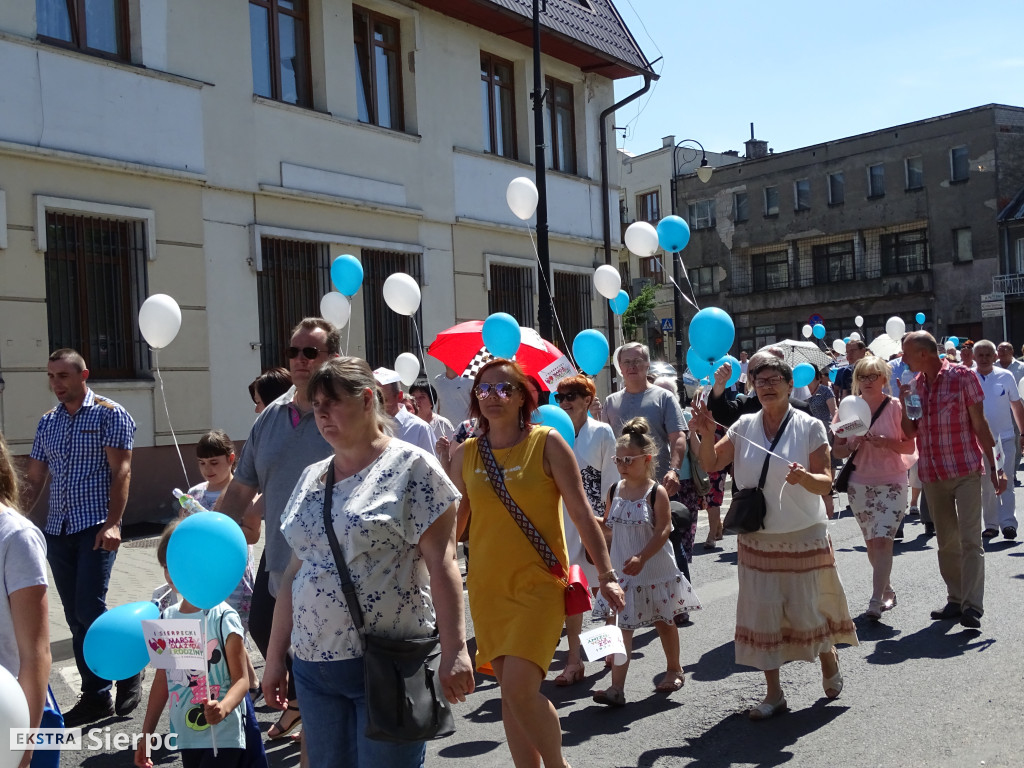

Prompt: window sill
[
  {"left": 252, "top": 96, "right": 422, "bottom": 144},
  {"left": 453, "top": 145, "right": 535, "bottom": 171},
  {"left": 734, "top": 218, "right": 749, "bottom": 225},
  {"left": 794, "top": 208, "right": 811, "bottom": 214},
  {"left": 763, "top": 213, "right": 779, "bottom": 219},
  {"left": 949, "top": 177, "right": 970, "bottom": 185},
  {"left": 88, "top": 378, "right": 157, "bottom": 390},
  {"left": 827, "top": 201, "right": 845, "bottom": 208},
  {"left": 867, "top": 194, "right": 886, "bottom": 200},
  {"left": 953, "top": 259, "right": 974, "bottom": 266},
  {"left": 905, "top": 186, "right": 924, "bottom": 193}
]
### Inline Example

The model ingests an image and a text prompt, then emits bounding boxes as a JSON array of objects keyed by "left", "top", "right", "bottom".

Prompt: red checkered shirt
[{"left": 914, "top": 360, "right": 985, "bottom": 483}]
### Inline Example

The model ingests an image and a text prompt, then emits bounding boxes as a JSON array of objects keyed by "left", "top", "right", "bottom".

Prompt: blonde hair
[
  {"left": 851, "top": 356, "right": 893, "bottom": 396},
  {"left": 616, "top": 417, "right": 657, "bottom": 480},
  {"left": 307, "top": 357, "right": 393, "bottom": 436},
  {"left": 0, "top": 432, "right": 18, "bottom": 509}
]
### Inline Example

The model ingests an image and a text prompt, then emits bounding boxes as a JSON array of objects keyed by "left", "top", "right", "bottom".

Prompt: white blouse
[
  {"left": 562, "top": 418, "right": 619, "bottom": 585},
  {"left": 280, "top": 442, "right": 460, "bottom": 662}
]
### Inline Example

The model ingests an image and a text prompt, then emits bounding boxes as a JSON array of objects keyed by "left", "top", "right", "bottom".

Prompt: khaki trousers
[{"left": 922, "top": 474, "right": 985, "bottom": 615}]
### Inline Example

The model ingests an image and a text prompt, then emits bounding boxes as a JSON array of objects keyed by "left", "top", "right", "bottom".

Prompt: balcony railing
[{"left": 993, "top": 274, "right": 1024, "bottom": 296}]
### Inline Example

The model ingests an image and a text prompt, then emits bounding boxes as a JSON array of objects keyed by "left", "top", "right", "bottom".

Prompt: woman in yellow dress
[{"left": 451, "top": 359, "right": 624, "bottom": 768}]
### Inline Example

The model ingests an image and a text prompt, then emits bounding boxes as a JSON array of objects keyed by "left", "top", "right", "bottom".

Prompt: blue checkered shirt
[{"left": 30, "top": 388, "right": 136, "bottom": 535}]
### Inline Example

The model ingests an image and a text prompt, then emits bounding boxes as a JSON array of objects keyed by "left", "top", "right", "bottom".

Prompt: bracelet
[{"left": 598, "top": 569, "right": 619, "bottom": 582}]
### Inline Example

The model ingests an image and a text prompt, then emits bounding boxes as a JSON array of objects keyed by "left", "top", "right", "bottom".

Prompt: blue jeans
[
  {"left": 45, "top": 524, "right": 117, "bottom": 697},
  {"left": 292, "top": 656, "right": 426, "bottom": 768}
]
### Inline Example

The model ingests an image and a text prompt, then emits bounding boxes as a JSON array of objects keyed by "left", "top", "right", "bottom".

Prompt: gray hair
[
  {"left": 973, "top": 339, "right": 996, "bottom": 355},
  {"left": 652, "top": 376, "right": 678, "bottom": 396},
  {"left": 613, "top": 342, "right": 651, "bottom": 377}
]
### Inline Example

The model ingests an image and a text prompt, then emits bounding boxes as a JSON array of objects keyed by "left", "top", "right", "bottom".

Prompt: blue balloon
[
  {"left": 688, "top": 307, "right": 735, "bottom": 361},
  {"left": 330, "top": 254, "right": 363, "bottom": 296},
  {"left": 686, "top": 346, "right": 714, "bottom": 382},
  {"left": 915, "top": 312, "right": 926, "bottom": 324},
  {"left": 656, "top": 215, "right": 691, "bottom": 252},
  {"left": 948, "top": 336, "right": 960, "bottom": 348},
  {"left": 843, "top": 337, "right": 851, "bottom": 344},
  {"left": 167, "top": 512, "right": 249, "bottom": 610},
  {"left": 712, "top": 355, "right": 741, "bottom": 388},
  {"left": 84, "top": 601, "right": 159, "bottom": 682},
  {"left": 939, "top": 353, "right": 946, "bottom": 359},
  {"left": 572, "top": 330, "right": 609, "bottom": 376},
  {"left": 534, "top": 404, "right": 575, "bottom": 447},
  {"left": 482, "top": 313, "right": 521, "bottom": 358},
  {"left": 609, "top": 290, "right": 629, "bottom": 315},
  {"left": 812, "top": 323, "right": 826, "bottom": 340},
  {"left": 828, "top": 368, "right": 838, "bottom": 382},
  {"left": 792, "top": 362, "right": 816, "bottom": 388}
]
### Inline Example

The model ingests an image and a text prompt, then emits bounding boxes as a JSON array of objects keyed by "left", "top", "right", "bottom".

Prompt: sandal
[
  {"left": 654, "top": 671, "right": 685, "bottom": 692},
  {"left": 822, "top": 650, "right": 843, "bottom": 700},
  {"left": 554, "top": 663, "right": 585, "bottom": 687},
  {"left": 865, "top": 599, "right": 884, "bottom": 621},
  {"left": 882, "top": 590, "right": 897, "bottom": 611},
  {"left": 748, "top": 695, "right": 787, "bottom": 721},
  {"left": 267, "top": 704, "right": 302, "bottom": 740},
  {"left": 592, "top": 686, "right": 626, "bottom": 707}
]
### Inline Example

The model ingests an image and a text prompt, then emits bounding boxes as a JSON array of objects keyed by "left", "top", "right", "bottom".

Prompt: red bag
[{"left": 554, "top": 563, "right": 593, "bottom": 616}]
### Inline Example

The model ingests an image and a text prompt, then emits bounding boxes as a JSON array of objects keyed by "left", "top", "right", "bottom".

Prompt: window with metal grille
[
  {"left": 812, "top": 241, "right": 855, "bottom": 284},
  {"left": 249, "top": 0, "right": 312, "bottom": 107},
  {"left": 257, "top": 238, "right": 331, "bottom": 370},
  {"left": 37, "top": 0, "right": 130, "bottom": 61},
  {"left": 636, "top": 191, "right": 660, "bottom": 223},
  {"left": 362, "top": 249, "right": 423, "bottom": 370},
  {"left": 544, "top": 77, "right": 577, "bottom": 174},
  {"left": 355, "top": 6, "right": 403, "bottom": 130},
  {"left": 481, "top": 52, "right": 516, "bottom": 158},
  {"left": 488, "top": 263, "right": 534, "bottom": 328},
  {"left": 44, "top": 211, "right": 149, "bottom": 379},
  {"left": 880, "top": 229, "right": 928, "bottom": 275},
  {"left": 752, "top": 251, "right": 789, "bottom": 292},
  {"left": 639, "top": 256, "right": 663, "bottom": 283},
  {"left": 553, "top": 272, "right": 591, "bottom": 354}
]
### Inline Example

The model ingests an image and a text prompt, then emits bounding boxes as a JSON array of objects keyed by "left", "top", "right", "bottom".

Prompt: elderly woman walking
[{"left": 691, "top": 357, "right": 857, "bottom": 720}]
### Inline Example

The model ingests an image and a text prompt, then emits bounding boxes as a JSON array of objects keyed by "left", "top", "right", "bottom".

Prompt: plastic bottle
[
  {"left": 901, "top": 370, "right": 922, "bottom": 420},
  {"left": 172, "top": 488, "right": 207, "bottom": 517}
]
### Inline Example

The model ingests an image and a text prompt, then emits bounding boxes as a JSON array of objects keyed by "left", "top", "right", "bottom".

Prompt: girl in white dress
[{"left": 592, "top": 417, "right": 701, "bottom": 707}]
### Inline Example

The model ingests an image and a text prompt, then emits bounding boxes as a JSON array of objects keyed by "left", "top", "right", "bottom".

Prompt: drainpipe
[{"left": 600, "top": 73, "right": 653, "bottom": 391}]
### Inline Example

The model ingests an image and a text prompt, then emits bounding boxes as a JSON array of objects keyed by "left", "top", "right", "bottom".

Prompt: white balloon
[
  {"left": 0, "top": 665, "right": 29, "bottom": 768},
  {"left": 833, "top": 339, "right": 847, "bottom": 354},
  {"left": 802, "top": 324, "right": 813, "bottom": 339},
  {"left": 394, "top": 352, "right": 421, "bottom": 388},
  {"left": 320, "top": 293, "right": 351, "bottom": 329},
  {"left": 382, "top": 273, "right": 421, "bottom": 316},
  {"left": 506, "top": 177, "right": 539, "bottom": 221},
  {"left": 624, "top": 221, "right": 660, "bottom": 257},
  {"left": 849, "top": 332, "right": 861, "bottom": 341},
  {"left": 855, "top": 315, "right": 864, "bottom": 327},
  {"left": 885, "top": 316, "right": 906, "bottom": 341},
  {"left": 837, "top": 395, "right": 872, "bottom": 436},
  {"left": 945, "top": 340, "right": 956, "bottom": 350},
  {"left": 593, "top": 265, "right": 622, "bottom": 300},
  {"left": 138, "top": 294, "right": 182, "bottom": 350}
]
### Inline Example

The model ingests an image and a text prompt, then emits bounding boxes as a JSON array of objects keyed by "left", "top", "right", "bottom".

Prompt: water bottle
[
  {"left": 172, "top": 488, "right": 207, "bottom": 517},
  {"left": 901, "top": 370, "right": 922, "bottom": 420}
]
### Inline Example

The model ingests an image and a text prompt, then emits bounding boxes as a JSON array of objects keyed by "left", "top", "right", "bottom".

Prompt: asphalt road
[{"left": 50, "top": 499, "right": 1024, "bottom": 768}]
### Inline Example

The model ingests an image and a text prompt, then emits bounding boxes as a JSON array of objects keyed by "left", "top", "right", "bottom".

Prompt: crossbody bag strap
[
  {"left": 757, "top": 410, "right": 794, "bottom": 490},
  {"left": 845, "top": 398, "right": 892, "bottom": 463},
  {"left": 478, "top": 435, "right": 560, "bottom": 570},
  {"left": 321, "top": 461, "right": 367, "bottom": 644}
]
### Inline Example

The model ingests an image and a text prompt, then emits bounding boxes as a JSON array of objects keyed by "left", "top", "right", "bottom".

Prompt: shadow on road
[
  {"left": 437, "top": 739, "right": 505, "bottom": 759},
  {"left": 687, "top": 640, "right": 742, "bottom": 683},
  {"left": 560, "top": 693, "right": 684, "bottom": 748},
  {"left": 864, "top": 621, "right": 995, "bottom": 666}
]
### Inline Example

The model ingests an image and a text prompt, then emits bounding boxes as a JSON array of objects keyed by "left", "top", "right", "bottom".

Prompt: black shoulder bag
[
  {"left": 832, "top": 399, "right": 890, "bottom": 494},
  {"left": 722, "top": 411, "right": 794, "bottom": 535},
  {"left": 321, "top": 462, "right": 456, "bottom": 743}
]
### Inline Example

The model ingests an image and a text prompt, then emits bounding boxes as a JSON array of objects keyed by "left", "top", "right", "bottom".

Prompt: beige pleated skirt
[{"left": 735, "top": 523, "right": 858, "bottom": 670}]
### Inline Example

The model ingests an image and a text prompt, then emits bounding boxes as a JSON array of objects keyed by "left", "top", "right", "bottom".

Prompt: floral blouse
[{"left": 280, "top": 442, "right": 460, "bottom": 662}]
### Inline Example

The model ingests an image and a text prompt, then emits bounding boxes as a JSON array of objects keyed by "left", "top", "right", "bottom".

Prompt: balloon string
[
  {"left": 153, "top": 349, "right": 190, "bottom": 488},
  {"left": 525, "top": 225, "right": 578, "bottom": 370},
  {"left": 202, "top": 608, "right": 218, "bottom": 756},
  {"left": 410, "top": 317, "right": 437, "bottom": 410},
  {"left": 701, "top": 414, "right": 790, "bottom": 465},
  {"left": 650, "top": 254, "right": 700, "bottom": 312}
]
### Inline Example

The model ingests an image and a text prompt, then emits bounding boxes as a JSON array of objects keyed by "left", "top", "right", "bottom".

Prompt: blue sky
[{"left": 612, "top": 0, "right": 1024, "bottom": 157}]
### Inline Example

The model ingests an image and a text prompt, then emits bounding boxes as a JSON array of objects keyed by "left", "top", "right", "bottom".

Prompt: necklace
[{"left": 489, "top": 428, "right": 528, "bottom": 474}]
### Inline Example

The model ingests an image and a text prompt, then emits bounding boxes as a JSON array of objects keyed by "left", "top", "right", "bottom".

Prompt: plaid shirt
[
  {"left": 30, "top": 388, "right": 136, "bottom": 535},
  {"left": 914, "top": 360, "right": 984, "bottom": 483}
]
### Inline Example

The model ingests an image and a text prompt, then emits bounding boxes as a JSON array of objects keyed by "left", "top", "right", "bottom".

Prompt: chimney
[
  {"left": 662, "top": 135, "right": 675, "bottom": 149},
  {"left": 744, "top": 122, "right": 769, "bottom": 160}
]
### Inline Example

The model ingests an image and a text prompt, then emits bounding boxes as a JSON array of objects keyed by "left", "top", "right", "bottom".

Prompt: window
[
  {"left": 687, "top": 199, "right": 716, "bottom": 230},
  {"left": 489, "top": 262, "right": 534, "bottom": 327},
  {"left": 636, "top": 190, "right": 660, "bottom": 223},
  {"left": 480, "top": 53, "right": 517, "bottom": 159},
  {"left": 1017, "top": 239, "right": 1024, "bottom": 274},
  {"left": 618, "top": 258, "right": 631, "bottom": 287},
  {"left": 828, "top": 172, "right": 845, "bottom": 205},
  {"left": 764, "top": 186, "right": 779, "bottom": 216},
  {"left": 881, "top": 229, "right": 928, "bottom": 274},
  {"left": 544, "top": 77, "right": 576, "bottom": 174},
  {"left": 752, "top": 251, "right": 789, "bottom": 291},
  {"left": 354, "top": 6, "right": 403, "bottom": 130},
  {"left": 37, "top": 0, "right": 129, "bottom": 61},
  {"left": 553, "top": 272, "right": 591, "bottom": 354},
  {"left": 812, "top": 241, "right": 855, "bottom": 284},
  {"left": 257, "top": 238, "right": 331, "bottom": 370},
  {"left": 688, "top": 266, "right": 715, "bottom": 296},
  {"left": 905, "top": 157, "right": 923, "bottom": 190},
  {"left": 44, "top": 211, "right": 149, "bottom": 378},
  {"left": 794, "top": 179, "right": 811, "bottom": 211},
  {"left": 950, "top": 145, "right": 969, "bottom": 182},
  {"left": 953, "top": 228, "right": 973, "bottom": 263},
  {"left": 364, "top": 250, "right": 423, "bottom": 369},
  {"left": 250, "top": 0, "right": 312, "bottom": 107},
  {"left": 754, "top": 324, "right": 780, "bottom": 350},
  {"left": 868, "top": 164, "right": 885, "bottom": 198},
  {"left": 639, "top": 256, "right": 663, "bottom": 283},
  {"left": 734, "top": 192, "right": 749, "bottom": 223}
]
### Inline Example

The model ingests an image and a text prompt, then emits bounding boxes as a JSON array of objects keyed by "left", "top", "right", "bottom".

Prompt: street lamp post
[
  {"left": 668, "top": 139, "right": 713, "bottom": 375},
  {"left": 532, "top": 0, "right": 552, "bottom": 342}
]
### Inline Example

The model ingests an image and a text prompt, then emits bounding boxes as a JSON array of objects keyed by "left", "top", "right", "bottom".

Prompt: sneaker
[
  {"left": 982, "top": 528, "right": 999, "bottom": 540},
  {"left": 63, "top": 694, "right": 114, "bottom": 727},
  {"left": 907, "top": 506, "right": 920, "bottom": 517},
  {"left": 960, "top": 607, "right": 982, "bottom": 629},
  {"left": 1003, "top": 526, "right": 1017, "bottom": 540},
  {"left": 115, "top": 672, "right": 143, "bottom": 716}
]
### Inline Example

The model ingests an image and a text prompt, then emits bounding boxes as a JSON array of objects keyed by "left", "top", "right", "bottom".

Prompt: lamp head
[{"left": 696, "top": 157, "right": 713, "bottom": 183}]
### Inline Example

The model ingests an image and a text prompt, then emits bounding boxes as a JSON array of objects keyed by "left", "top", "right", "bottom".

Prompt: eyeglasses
[
  {"left": 856, "top": 373, "right": 881, "bottom": 383},
  {"left": 753, "top": 376, "right": 784, "bottom": 388},
  {"left": 613, "top": 455, "right": 648, "bottom": 466},
  {"left": 554, "top": 392, "right": 585, "bottom": 404},
  {"left": 474, "top": 382, "right": 519, "bottom": 400},
  {"left": 285, "top": 346, "right": 324, "bottom": 360},
  {"left": 621, "top": 358, "right": 647, "bottom": 369}
]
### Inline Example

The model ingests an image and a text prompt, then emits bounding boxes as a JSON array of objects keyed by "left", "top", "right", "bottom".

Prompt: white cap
[{"left": 372, "top": 367, "right": 402, "bottom": 386}]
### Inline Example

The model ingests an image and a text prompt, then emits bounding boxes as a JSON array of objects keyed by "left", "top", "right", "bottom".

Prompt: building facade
[{"left": 0, "top": 0, "right": 653, "bottom": 523}]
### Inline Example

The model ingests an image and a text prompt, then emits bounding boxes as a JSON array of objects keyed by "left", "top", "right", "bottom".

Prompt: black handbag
[
  {"left": 833, "top": 399, "right": 890, "bottom": 494},
  {"left": 723, "top": 411, "right": 793, "bottom": 534},
  {"left": 321, "top": 462, "right": 456, "bottom": 743}
]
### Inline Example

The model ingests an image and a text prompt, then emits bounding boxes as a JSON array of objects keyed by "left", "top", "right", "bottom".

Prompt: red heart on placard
[{"left": 157, "top": 639, "right": 167, "bottom": 650}]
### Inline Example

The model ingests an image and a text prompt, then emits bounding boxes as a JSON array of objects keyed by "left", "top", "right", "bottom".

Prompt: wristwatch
[{"left": 668, "top": 466, "right": 680, "bottom": 473}]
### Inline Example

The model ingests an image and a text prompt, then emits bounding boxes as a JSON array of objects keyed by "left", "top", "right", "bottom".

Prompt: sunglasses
[
  {"left": 613, "top": 455, "right": 648, "bottom": 466},
  {"left": 285, "top": 346, "right": 324, "bottom": 360},
  {"left": 554, "top": 391, "right": 586, "bottom": 404},
  {"left": 474, "top": 382, "right": 520, "bottom": 400},
  {"left": 856, "top": 373, "right": 881, "bottom": 383}
]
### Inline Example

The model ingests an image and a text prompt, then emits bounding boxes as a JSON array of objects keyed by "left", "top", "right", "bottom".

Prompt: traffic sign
[{"left": 660, "top": 317, "right": 674, "bottom": 332}]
